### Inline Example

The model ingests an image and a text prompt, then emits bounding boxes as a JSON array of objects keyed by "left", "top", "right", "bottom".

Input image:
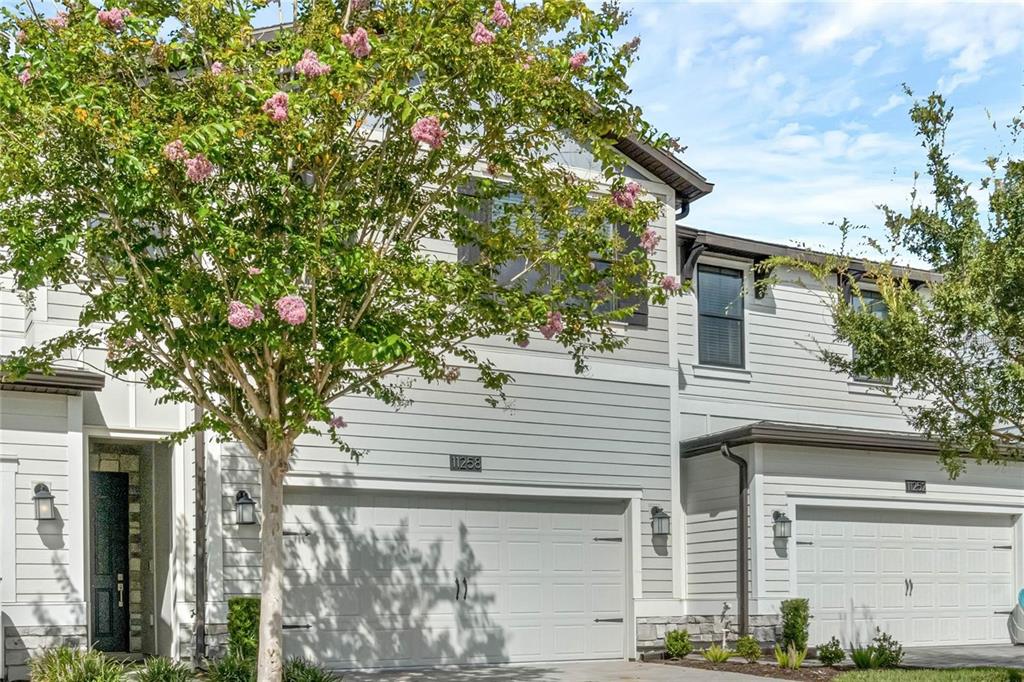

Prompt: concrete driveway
[
  {"left": 341, "top": 660, "right": 765, "bottom": 681},
  {"left": 903, "top": 644, "right": 1024, "bottom": 669}
]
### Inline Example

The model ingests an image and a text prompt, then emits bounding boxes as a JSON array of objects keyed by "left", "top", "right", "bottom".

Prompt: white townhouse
[{"left": 1, "top": 138, "right": 1022, "bottom": 680}]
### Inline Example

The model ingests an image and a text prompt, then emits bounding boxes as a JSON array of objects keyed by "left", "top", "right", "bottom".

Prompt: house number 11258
[{"left": 450, "top": 455, "right": 482, "bottom": 472}]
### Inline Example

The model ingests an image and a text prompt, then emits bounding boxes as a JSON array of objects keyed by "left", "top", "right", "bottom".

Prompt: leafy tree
[
  {"left": 0, "top": 0, "right": 682, "bottom": 678},
  {"left": 781, "top": 88, "right": 1024, "bottom": 478}
]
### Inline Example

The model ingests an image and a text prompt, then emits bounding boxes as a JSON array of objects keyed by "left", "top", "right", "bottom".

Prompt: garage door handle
[
  {"left": 455, "top": 578, "right": 461, "bottom": 601},
  {"left": 594, "top": 618, "right": 623, "bottom": 623},
  {"left": 462, "top": 577, "right": 468, "bottom": 600},
  {"left": 995, "top": 611, "right": 1013, "bottom": 614},
  {"left": 905, "top": 579, "right": 910, "bottom": 597}
]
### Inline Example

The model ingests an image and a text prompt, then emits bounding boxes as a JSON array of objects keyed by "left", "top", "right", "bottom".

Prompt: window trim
[
  {"left": 694, "top": 259, "right": 750, "bottom": 370},
  {"left": 847, "top": 284, "right": 893, "bottom": 385}
]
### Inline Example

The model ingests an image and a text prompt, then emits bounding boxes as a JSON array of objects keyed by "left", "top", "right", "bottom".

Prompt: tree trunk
[{"left": 256, "top": 448, "right": 287, "bottom": 682}]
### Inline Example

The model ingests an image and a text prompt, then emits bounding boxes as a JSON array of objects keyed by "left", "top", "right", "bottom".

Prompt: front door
[{"left": 90, "top": 472, "right": 130, "bottom": 652}]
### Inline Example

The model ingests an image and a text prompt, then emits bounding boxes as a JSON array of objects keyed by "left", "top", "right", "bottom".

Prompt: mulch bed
[{"left": 656, "top": 657, "right": 847, "bottom": 680}]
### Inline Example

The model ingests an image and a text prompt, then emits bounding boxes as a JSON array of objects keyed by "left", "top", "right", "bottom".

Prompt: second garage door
[
  {"left": 280, "top": 488, "right": 628, "bottom": 669},
  {"left": 797, "top": 507, "right": 1015, "bottom": 647}
]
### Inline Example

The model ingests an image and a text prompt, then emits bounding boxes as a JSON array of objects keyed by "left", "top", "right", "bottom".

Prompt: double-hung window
[
  {"left": 697, "top": 264, "right": 745, "bottom": 368},
  {"left": 851, "top": 288, "right": 890, "bottom": 383}
]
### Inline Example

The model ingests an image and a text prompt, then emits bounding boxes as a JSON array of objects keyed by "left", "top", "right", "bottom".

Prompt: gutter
[
  {"left": 719, "top": 443, "right": 749, "bottom": 638},
  {"left": 193, "top": 405, "right": 207, "bottom": 666}
]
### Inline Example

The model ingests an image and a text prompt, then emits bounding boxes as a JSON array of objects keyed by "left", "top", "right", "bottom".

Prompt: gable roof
[{"left": 614, "top": 138, "right": 713, "bottom": 204}]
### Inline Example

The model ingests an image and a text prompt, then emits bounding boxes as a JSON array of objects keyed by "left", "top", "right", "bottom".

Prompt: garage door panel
[
  {"left": 283, "top": 488, "right": 626, "bottom": 668},
  {"left": 798, "top": 507, "right": 1014, "bottom": 647}
]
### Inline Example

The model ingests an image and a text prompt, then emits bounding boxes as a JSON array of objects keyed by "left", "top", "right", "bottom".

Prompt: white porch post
[{"left": 66, "top": 396, "right": 86, "bottom": 604}]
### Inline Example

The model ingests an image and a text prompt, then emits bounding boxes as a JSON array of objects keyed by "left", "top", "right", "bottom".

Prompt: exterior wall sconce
[
  {"left": 235, "top": 490, "right": 257, "bottom": 525},
  {"left": 650, "top": 506, "right": 670, "bottom": 537},
  {"left": 33, "top": 483, "right": 55, "bottom": 521},
  {"left": 773, "top": 511, "right": 792, "bottom": 539}
]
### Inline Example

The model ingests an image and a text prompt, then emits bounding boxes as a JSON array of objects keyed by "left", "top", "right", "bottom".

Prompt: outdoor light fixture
[
  {"left": 235, "top": 490, "right": 256, "bottom": 525},
  {"left": 650, "top": 506, "right": 670, "bottom": 537},
  {"left": 772, "top": 511, "right": 792, "bottom": 539},
  {"left": 33, "top": 483, "right": 55, "bottom": 521}
]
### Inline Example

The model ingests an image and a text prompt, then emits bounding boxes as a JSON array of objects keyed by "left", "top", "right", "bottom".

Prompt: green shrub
[
  {"left": 816, "top": 636, "right": 846, "bottom": 667},
  {"left": 284, "top": 658, "right": 342, "bottom": 682},
  {"left": 136, "top": 657, "right": 196, "bottom": 682},
  {"left": 207, "top": 653, "right": 255, "bottom": 682},
  {"left": 733, "top": 635, "right": 761, "bottom": 663},
  {"left": 779, "top": 598, "right": 810, "bottom": 652},
  {"left": 701, "top": 644, "right": 733, "bottom": 663},
  {"left": 773, "top": 643, "right": 807, "bottom": 670},
  {"left": 870, "top": 628, "right": 904, "bottom": 668},
  {"left": 29, "top": 646, "right": 125, "bottom": 682},
  {"left": 850, "top": 646, "right": 878, "bottom": 669},
  {"left": 227, "top": 596, "right": 261, "bottom": 659},
  {"left": 664, "top": 629, "right": 692, "bottom": 659}
]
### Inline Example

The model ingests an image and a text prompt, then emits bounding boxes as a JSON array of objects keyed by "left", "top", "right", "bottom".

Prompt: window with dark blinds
[{"left": 697, "top": 264, "right": 744, "bottom": 368}]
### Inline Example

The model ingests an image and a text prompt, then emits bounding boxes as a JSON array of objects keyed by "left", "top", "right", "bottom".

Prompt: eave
[{"left": 0, "top": 367, "right": 106, "bottom": 396}]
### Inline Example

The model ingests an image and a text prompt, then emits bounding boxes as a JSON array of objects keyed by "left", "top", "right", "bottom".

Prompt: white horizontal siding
[
  {"left": 4, "top": 393, "right": 74, "bottom": 602},
  {"left": 679, "top": 264, "right": 920, "bottom": 439},
  {"left": 682, "top": 452, "right": 740, "bottom": 599}
]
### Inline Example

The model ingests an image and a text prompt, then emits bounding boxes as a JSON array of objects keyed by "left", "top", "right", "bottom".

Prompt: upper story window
[
  {"left": 697, "top": 264, "right": 744, "bottom": 368},
  {"left": 458, "top": 188, "right": 648, "bottom": 327},
  {"left": 851, "top": 288, "right": 891, "bottom": 383}
]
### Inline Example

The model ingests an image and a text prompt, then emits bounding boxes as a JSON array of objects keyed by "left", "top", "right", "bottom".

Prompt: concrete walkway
[
  {"left": 342, "top": 660, "right": 765, "bottom": 681},
  {"left": 903, "top": 644, "right": 1024, "bottom": 669}
]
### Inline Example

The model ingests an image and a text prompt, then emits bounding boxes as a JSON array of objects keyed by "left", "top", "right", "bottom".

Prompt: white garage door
[
  {"left": 797, "top": 507, "right": 1015, "bottom": 647},
  {"left": 280, "top": 488, "right": 627, "bottom": 669}
]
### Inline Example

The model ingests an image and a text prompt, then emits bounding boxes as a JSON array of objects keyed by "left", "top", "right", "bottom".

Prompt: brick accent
[{"left": 636, "top": 613, "right": 781, "bottom": 650}]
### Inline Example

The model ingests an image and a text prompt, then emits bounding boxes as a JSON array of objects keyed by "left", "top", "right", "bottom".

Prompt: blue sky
[
  {"left": 619, "top": 1, "right": 1024, "bottom": 254},
  {"left": 7, "top": 1, "right": 1023, "bottom": 255}
]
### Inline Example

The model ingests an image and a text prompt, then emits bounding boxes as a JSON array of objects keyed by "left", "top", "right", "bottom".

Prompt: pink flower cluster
[
  {"left": 515, "top": 337, "right": 530, "bottom": 348},
  {"left": 275, "top": 295, "right": 307, "bottom": 325},
  {"left": 163, "top": 139, "right": 215, "bottom": 182},
  {"left": 48, "top": 12, "right": 68, "bottom": 30},
  {"left": 491, "top": 0, "right": 511, "bottom": 28},
  {"left": 295, "top": 49, "right": 331, "bottom": 77},
  {"left": 471, "top": 21, "right": 495, "bottom": 45},
  {"left": 18, "top": 68, "right": 32, "bottom": 86},
  {"left": 329, "top": 415, "right": 348, "bottom": 428},
  {"left": 98, "top": 8, "right": 129, "bottom": 32},
  {"left": 227, "top": 301, "right": 263, "bottom": 329},
  {"left": 351, "top": 0, "right": 370, "bottom": 10},
  {"left": 247, "top": 266, "right": 262, "bottom": 275},
  {"left": 262, "top": 92, "right": 289, "bottom": 122},
  {"left": 569, "top": 51, "right": 588, "bottom": 70},
  {"left": 210, "top": 61, "right": 224, "bottom": 75},
  {"left": 539, "top": 311, "right": 564, "bottom": 340},
  {"left": 341, "top": 28, "right": 372, "bottom": 58},
  {"left": 411, "top": 116, "right": 446, "bottom": 149},
  {"left": 163, "top": 139, "right": 188, "bottom": 162},
  {"left": 184, "top": 153, "right": 214, "bottom": 183},
  {"left": 612, "top": 181, "right": 641, "bottom": 209},
  {"left": 661, "top": 275, "right": 681, "bottom": 293},
  {"left": 639, "top": 227, "right": 660, "bottom": 255}
]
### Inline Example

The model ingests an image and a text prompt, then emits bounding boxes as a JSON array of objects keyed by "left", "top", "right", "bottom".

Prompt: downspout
[
  {"left": 720, "top": 443, "right": 749, "bottom": 637},
  {"left": 193, "top": 405, "right": 207, "bottom": 665}
]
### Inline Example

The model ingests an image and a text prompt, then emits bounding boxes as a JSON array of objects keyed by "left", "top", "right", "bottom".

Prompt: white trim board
[{"left": 285, "top": 473, "right": 644, "bottom": 500}]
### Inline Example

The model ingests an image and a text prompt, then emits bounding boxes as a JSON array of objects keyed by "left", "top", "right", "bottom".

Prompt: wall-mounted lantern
[
  {"left": 235, "top": 490, "right": 257, "bottom": 525},
  {"left": 772, "top": 511, "right": 792, "bottom": 539},
  {"left": 33, "top": 483, "right": 55, "bottom": 521},
  {"left": 650, "top": 506, "right": 670, "bottom": 537}
]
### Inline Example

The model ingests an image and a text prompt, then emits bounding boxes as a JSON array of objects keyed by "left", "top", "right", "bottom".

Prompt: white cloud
[
  {"left": 851, "top": 43, "right": 880, "bottom": 66},
  {"left": 874, "top": 94, "right": 906, "bottom": 116}
]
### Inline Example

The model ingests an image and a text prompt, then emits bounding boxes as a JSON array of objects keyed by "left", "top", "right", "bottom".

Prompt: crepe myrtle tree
[
  {"left": 773, "top": 89, "right": 1024, "bottom": 479},
  {"left": 0, "top": 0, "right": 684, "bottom": 677}
]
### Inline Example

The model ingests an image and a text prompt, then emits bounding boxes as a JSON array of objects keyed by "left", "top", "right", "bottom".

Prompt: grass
[{"left": 837, "top": 669, "right": 1023, "bottom": 681}]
